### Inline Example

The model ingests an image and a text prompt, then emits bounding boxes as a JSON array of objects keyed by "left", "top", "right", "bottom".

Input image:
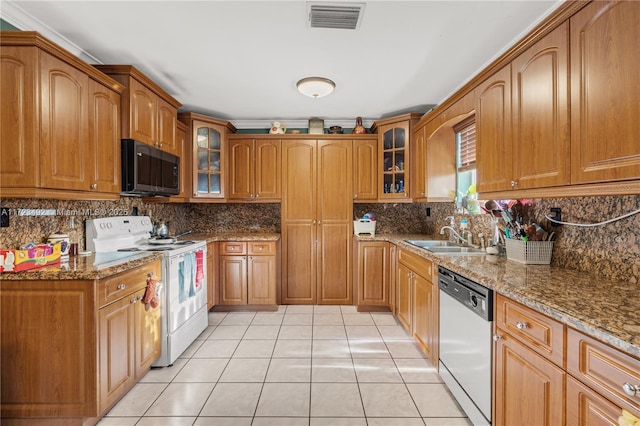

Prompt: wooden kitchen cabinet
[
  {"left": 569, "top": 1, "right": 640, "bottom": 185},
  {"left": 206, "top": 241, "right": 218, "bottom": 309},
  {"left": 354, "top": 240, "right": 390, "bottom": 308},
  {"left": 494, "top": 328, "right": 566, "bottom": 426},
  {"left": 353, "top": 138, "right": 378, "bottom": 201},
  {"left": 0, "top": 32, "right": 124, "bottom": 200},
  {"left": 281, "top": 139, "right": 353, "bottom": 304},
  {"left": 371, "top": 114, "right": 421, "bottom": 201},
  {"left": 94, "top": 65, "right": 182, "bottom": 157},
  {"left": 0, "top": 260, "right": 160, "bottom": 424},
  {"left": 219, "top": 241, "right": 277, "bottom": 306},
  {"left": 228, "top": 136, "right": 281, "bottom": 201},
  {"left": 178, "top": 112, "right": 236, "bottom": 201},
  {"left": 396, "top": 248, "right": 437, "bottom": 364},
  {"left": 566, "top": 327, "right": 640, "bottom": 423}
]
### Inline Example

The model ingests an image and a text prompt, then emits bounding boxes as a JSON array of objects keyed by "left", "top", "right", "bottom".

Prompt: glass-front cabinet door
[
  {"left": 193, "top": 120, "right": 225, "bottom": 198},
  {"left": 379, "top": 122, "right": 409, "bottom": 199}
]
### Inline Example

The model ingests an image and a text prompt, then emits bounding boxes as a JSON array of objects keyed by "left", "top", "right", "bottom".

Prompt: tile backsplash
[{"left": 2, "top": 194, "right": 638, "bottom": 283}]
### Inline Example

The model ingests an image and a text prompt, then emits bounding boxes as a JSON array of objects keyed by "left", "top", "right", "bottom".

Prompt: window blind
[{"left": 454, "top": 116, "right": 476, "bottom": 172}]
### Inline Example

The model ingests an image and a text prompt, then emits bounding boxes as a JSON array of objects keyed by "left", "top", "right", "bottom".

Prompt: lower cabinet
[
  {"left": 495, "top": 294, "right": 640, "bottom": 425},
  {"left": 219, "top": 241, "right": 277, "bottom": 306},
  {"left": 0, "top": 259, "right": 161, "bottom": 424},
  {"left": 396, "top": 248, "right": 438, "bottom": 365},
  {"left": 354, "top": 240, "right": 391, "bottom": 308}
]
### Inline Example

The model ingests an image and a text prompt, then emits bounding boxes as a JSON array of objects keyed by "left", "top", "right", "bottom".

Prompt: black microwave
[{"left": 121, "top": 139, "right": 180, "bottom": 196}]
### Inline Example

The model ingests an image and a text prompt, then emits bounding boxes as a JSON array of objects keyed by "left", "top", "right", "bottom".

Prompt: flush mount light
[{"left": 296, "top": 77, "right": 335, "bottom": 98}]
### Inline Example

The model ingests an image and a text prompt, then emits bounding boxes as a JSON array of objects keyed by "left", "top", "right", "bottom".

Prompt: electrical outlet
[
  {"left": 1, "top": 207, "right": 9, "bottom": 227},
  {"left": 549, "top": 207, "right": 562, "bottom": 226},
  {"left": 426, "top": 207, "right": 431, "bottom": 217}
]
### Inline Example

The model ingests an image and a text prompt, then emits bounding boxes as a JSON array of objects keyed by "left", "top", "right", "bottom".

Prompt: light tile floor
[{"left": 99, "top": 305, "right": 471, "bottom": 426}]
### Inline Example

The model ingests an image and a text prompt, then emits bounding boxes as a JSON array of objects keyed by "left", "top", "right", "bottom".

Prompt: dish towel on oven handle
[
  {"left": 179, "top": 253, "right": 196, "bottom": 303},
  {"left": 195, "top": 250, "right": 204, "bottom": 289}
]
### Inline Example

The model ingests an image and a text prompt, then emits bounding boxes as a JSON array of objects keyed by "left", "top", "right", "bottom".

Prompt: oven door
[{"left": 166, "top": 248, "right": 207, "bottom": 335}]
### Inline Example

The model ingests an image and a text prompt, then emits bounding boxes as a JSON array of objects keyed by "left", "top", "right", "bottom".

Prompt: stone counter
[
  {"left": 0, "top": 251, "right": 163, "bottom": 281},
  {"left": 187, "top": 232, "right": 281, "bottom": 243},
  {"left": 356, "top": 233, "right": 640, "bottom": 359}
]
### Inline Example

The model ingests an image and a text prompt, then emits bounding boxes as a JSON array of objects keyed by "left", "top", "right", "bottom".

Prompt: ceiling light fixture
[{"left": 296, "top": 77, "right": 335, "bottom": 98}]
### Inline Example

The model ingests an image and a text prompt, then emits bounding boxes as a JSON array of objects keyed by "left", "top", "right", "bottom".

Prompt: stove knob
[
  {"left": 100, "top": 223, "right": 106, "bottom": 229},
  {"left": 107, "top": 223, "right": 113, "bottom": 229}
]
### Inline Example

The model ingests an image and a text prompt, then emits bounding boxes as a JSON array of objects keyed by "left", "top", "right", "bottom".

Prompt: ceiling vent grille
[{"left": 307, "top": 2, "right": 365, "bottom": 30}]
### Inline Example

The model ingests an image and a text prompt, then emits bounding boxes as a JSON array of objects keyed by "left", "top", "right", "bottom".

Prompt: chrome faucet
[
  {"left": 440, "top": 226, "right": 466, "bottom": 245},
  {"left": 440, "top": 226, "right": 481, "bottom": 248}
]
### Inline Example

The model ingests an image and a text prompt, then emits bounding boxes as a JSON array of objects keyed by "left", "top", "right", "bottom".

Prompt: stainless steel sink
[{"left": 405, "top": 240, "right": 486, "bottom": 255}]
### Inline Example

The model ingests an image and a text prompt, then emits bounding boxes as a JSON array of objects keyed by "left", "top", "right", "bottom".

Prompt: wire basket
[{"left": 505, "top": 239, "right": 554, "bottom": 265}]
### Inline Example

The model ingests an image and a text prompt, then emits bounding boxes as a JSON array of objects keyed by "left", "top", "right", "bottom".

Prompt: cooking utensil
[{"left": 148, "top": 230, "right": 191, "bottom": 245}]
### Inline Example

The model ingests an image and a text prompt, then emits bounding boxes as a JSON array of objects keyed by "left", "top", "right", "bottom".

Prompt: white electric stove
[{"left": 86, "top": 216, "right": 208, "bottom": 367}]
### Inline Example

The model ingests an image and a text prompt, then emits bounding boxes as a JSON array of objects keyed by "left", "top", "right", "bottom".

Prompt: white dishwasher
[{"left": 438, "top": 266, "right": 493, "bottom": 426}]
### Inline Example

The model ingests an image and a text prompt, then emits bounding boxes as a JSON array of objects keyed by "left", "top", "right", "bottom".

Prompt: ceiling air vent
[{"left": 307, "top": 2, "right": 365, "bottom": 30}]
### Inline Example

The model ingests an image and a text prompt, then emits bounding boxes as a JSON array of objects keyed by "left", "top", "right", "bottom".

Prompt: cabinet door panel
[
  {"left": 570, "top": 1, "right": 640, "bottom": 184},
  {"left": 396, "top": 263, "right": 412, "bottom": 331},
  {"left": 281, "top": 222, "right": 316, "bottom": 304},
  {"left": 358, "top": 242, "right": 389, "bottom": 305},
  {"left": 99, "top": 296, "right": 134, "bottom": 414},
  {"left": 567, "top": 376, "right": 622, "bottom": 426},
  {"left": 129, "top": 78, "right": 155, "bottom": 145},
  {"left": 40, "top": 52, "right": 89, "bottom": 191},
  {"left": 476, "top": 65, "right": 512, "bottom": 193},
  {"left": 228, "top": 138, "right": 254, "bottom": 199},
  {"left": 512, "top": 23, "right": 570, "bottom": 189},
  {"left": 0, "top": 46, "right": 38, "bottom": 187},
  {"left": 353, "top": 138, "right": 378, "bottom": 200},
  {"left": 134, "top": 288, "right": 161, "bottom": 380},
  {"left": 88, "top": 79, "right": 121, "bottom": 193},
  {"left": 220, "top": 256, "right": 247, "bottom": 305},
  {"left": 282, "top": 140, "right": 316, "bottom": 220},
  {"left": 412, "top": 273, "right": 436, "bottom": 363},
  {"left": 255, "top": 139, "right": 281, "bottom": 199},
  {"left": 248, "top": 255, "right": 276, "bottom": 304},
  {"left": 156, "top": 96, "right": 178, "bottom": 155},
  {"left": 317, "top": 222, "right": 352, "bottom": 304},
  {"left": 494, "top": 331, "right": 565, "bottom": 426},
  {"left": 317, "top": 140, "right": 353, "bottom": 221}
]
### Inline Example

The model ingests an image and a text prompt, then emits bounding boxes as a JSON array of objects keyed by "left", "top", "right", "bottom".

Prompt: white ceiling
[{"left": 2, "top": 0, "right": 562, "bottom": 129}]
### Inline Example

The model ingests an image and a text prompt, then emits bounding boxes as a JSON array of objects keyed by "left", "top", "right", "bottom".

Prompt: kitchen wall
[{"left": 2, "top": 194, "right": 638, "bottom": 284}]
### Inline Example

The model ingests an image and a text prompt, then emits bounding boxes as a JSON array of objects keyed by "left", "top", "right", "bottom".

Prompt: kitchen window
[{"left": 454, "top": 115, "right": 478, "bottom": 213}]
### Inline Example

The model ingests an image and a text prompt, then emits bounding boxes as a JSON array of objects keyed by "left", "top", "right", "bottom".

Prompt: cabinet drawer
[
  {"left": 220, "top": 242, "right": 247, "bottom": 255},
  {"left": 567, "top": 327, "right": 640, "bottom": 417},
  {"left": 99, "top": 260, "right": 161, "bottom": 307},
  {"left": 495, "top": 294, "right": 565, "bottom": 367},
  {"left": 248, "top": 241, "right": 276, "bottom": 255},
  {"left": 397, "top": 249, "right": 432, "bottom": 280}
]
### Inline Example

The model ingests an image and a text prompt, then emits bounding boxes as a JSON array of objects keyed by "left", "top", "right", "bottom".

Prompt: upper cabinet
[
  {"left": 178, "top": 112, "right": 236, "bottom": 202},
  {"left": 94, "top": 65, "right": 182, "bottom": 157},
  {"left": 478, "top": 24, "right": 570, "bottom": 194},
  {"left": 570, "top": 1, "right": 640, "bottom": 185},
  {"left": 0, "top": 31, "right": 124, "bottom": 200},
  {"left": 371, "top": 113, "right": 421, "bottom": 201},
  {"left": 353, "top": 138, "right": 378, "bottom": 201},
  {"left": 227, "top": 136, "right": 281, "bottom": 201}
]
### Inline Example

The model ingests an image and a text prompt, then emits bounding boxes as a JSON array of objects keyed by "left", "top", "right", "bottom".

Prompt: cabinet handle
[
  {"left": 515, "top": 321, "right": 529, "bottom": 330},
  {"left": 622, "top": 383, "right": 640, "bottom": 397},
  {"left": 130, "top": 296, "right": 138, "bottom": 304},
  {"left": 117, "top": 283, "right": 126, "bottom": 290},
  {"left": 90, "top": 183, "right": 97, "bottom": 189},
  {"left": 255, "top": 194, "right": 259, "bottom": 198},
  {"left": 510, "top": 180, "right": 519, "bottom": 188},
  {"left": 493, "top": 334, "right": 502, "bottom": 341}
]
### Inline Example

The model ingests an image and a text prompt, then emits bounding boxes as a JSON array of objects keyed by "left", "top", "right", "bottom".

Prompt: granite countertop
[
  {"left": 187, "top": 232, "right": 281, "bottom": 243},
  {"left": 356, "top": 233, "right": 640, "bottom": 359},
  {"left": 0, "top": 251, "right": 163, "bottom": 281}
]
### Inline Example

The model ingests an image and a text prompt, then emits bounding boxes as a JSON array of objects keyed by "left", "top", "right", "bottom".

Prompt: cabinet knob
[
  {"left": 130, "top": 296, "right": 138, "bottom": 304},
  {"left": 354, "top": 194, "right": 358, "bottom": 198},
  {"left": 90, "top": 183, "right": 97, "bottom": 189},
  {"left": 515, "top": 321, "right": 529, "bottom": 330},
  {"left": 510, "top": 180, "right": 518, "bottom": 188},
  {"left": 255, "top": 194, "right": 259, "bottom": 198},
  {"left": 622, "top": 382, "right": 640, "bottom": 397},
  {"left": 493, "top": 334, "right": 502, "bottom": 341},
  {"left": 117, "top": 283, "right": 126, "bottom": 290}
]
